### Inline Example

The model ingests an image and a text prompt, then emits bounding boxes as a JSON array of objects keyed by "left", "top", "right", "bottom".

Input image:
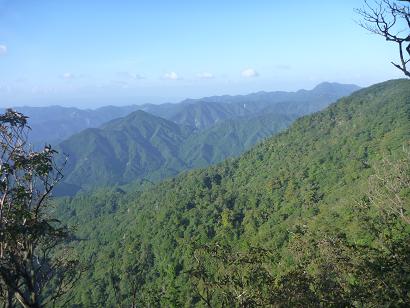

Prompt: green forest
[
  {"left": 52, "top": 79, "right": 409, "bottom": 306},
  {"left": 0, "top": 1, "right": 409, "bottom": 306},
  {"left": 55, "top": 82, "right": 357, "bottom": 195}
]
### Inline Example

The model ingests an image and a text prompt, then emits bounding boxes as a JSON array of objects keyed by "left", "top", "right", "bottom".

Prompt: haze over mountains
[
  {"left": 47, "top": 82, "right": 360, "bottom": 194},
  {"left": 6, "top": 82, "right": 359, "bottom": 147},
  {"left": 6, "top": 105, "right": 143, "bottom": 146}
]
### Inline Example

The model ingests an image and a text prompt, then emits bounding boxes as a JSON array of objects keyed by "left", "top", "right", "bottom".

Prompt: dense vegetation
[
  {"left": 55, "top": 79, "right": 410, "bottom": 306},
  {"left": 56, "top": 111, "right": 295, "bottom": 194},
  {"left": 56, "top": 111, "right": 193, "bottom": 193},
  {"left": 55, "top": 83, "right": 358, "bottom": 194},
  {"left": 0, "top": 110, "right": 80, "bottom": 307},
  {"left": 157, "top": 82, "right": 359, "bottom": 129},
  {"left": 181, "top": 112, "right": 295, "bottom": 168}
]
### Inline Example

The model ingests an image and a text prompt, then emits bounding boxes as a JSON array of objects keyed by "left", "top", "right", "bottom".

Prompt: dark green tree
[{"left": 0, "top": 109, "right": 80, "bottom": 307}]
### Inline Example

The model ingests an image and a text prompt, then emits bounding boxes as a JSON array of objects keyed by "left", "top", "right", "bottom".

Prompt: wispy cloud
[
  {"left": 14, "top": 77, "right": 28, "bottom": 83},
  {"left": 117, "top": 71, "right": 144, "bottom": 80},
  {"left": 197, "top": 72, "right": 214, "bottom": 79},
  {"left": 60, "top": 72, "right": 86, "bottom": 80},
  {"left": 275, "top": 64, "right": 291, "bottom": 70},
  {"left": 0, "top": 45, "right": 7, "bottom": 55},
  {"left": 111, "top": 80, "right": 130, "bottom": 89},
  {"left": 241, "top": 68, "right": 259, "bottom": 78},
  {"left": 163, "top": 72, "right": 180, "bottom": 80}
]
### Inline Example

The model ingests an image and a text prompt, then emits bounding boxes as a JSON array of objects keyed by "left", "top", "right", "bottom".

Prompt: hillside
[
  {"left": 56, "top": 110, "right": 294, "bottom": 194},
  {"left": 182, "top": 112, "right": 297, "bottom": 167},
  {"left": 56, "top": 79, "right": 410, "bottom": 306},
  {"left": 167, "top": 82, "right": 360, "bottom": 129},
  {"left": 55, "top": 83, "right": 358, "bottom": 194},
  {"left": 11, "top": 105, "right": 142, "bottom": 145},
  {"left": 57, "top": 111, "right": 192, "bottom": 192}
]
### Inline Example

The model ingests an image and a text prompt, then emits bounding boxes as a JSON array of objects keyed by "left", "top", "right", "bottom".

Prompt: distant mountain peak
[
  {"left": 125, "top": 109, "right": 157, "bottom": 119},
  {"left": 313, "top": 81, "right": 361, "bottom": 92},
  {"left": 101, "top": 109, "right": 180, "bottom": 132}
]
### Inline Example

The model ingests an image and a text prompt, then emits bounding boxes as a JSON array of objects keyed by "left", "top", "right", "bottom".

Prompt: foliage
[
  {"left": 56, "top": 83, "right": 359, "bottom": 194},
  {"left": 0, "top": 109, "right": 80, "bottom": 307},
  {"left": 54, "top": 79, "right": 410, "bottom": 306}
]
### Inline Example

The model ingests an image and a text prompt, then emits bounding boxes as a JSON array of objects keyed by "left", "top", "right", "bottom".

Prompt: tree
[
  {"left": 366, "top": 146, "right": 410, "bottom": 224},
  {"left": 0, "top": 109, "right": 80, "bottom": 307},
  {"left": 356, "top": 0, "right": 410, "bottom": 77},
  {"left": 188, "top": 242, "right": 278, "bottom": 307}
]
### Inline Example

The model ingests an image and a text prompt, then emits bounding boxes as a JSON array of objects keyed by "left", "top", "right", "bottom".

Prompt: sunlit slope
[{"left": 57, "top": 79, "right": 409, "bottom": 305}]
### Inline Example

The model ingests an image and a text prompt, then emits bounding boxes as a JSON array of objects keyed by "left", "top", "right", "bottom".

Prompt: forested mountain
[
  {"left": 56, "top": 79, "right": 410, "bottom": 306},
  {"left": 160, "top": 82, "right": 360, "bottom": 129},
  {"left": 181, "top": 112, "right": 297, "bottom": 168},
  {"left": 56, "top": 111, "right": 193, "bottom": 192},
  {"left": 6, "top": 82, "right": 359, "bottom": 146},
  {"left": 9, "top": 105, "right": 142, "bottom": 145},
  {"left": 55, "top": 82, "right": 358, "bottom": 194},
  {"left": 56, "top": 110, "right": 295, "bottom": 194}
]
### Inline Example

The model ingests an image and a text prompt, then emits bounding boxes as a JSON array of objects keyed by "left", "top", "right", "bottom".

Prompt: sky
[{"left": 0, "top": 0, "right": 405, "bottom": 108}]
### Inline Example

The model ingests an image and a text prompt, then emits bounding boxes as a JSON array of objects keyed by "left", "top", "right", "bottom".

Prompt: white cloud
[
  {"left": 0, "top": 45, "right": 7, "bottom": 55},
  {"left": 197, "top": 72, "right": 214, "bottom": 79},
  {"left": 241, "top": 68, "right": 259, "bottom": 78},
  {"left": 61, "top": 72, "right": 75, "bottom": 80},
  {"left": 163, "top": 72, "right": 179, "bottom": 80}
]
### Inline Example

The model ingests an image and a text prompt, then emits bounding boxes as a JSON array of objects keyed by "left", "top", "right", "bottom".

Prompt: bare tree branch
[{"left": 356, "top": 0, "right": 410, "bottom": 77}]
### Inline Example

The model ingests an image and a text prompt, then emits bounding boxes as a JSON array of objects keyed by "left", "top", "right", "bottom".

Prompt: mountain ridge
[
  {"left": 56, "top": 81, "right": 358, "bottom": 194},
  {"left": 5, "top": 82, "right": 360, "bottom": 145}
]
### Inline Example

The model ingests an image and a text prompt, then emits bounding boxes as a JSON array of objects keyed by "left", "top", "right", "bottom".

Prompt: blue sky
[{"left": 0, "top": 0, "right": 404, "bottom": 107}]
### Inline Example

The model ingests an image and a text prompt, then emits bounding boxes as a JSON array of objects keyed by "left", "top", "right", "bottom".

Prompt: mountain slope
[
  {"left": 56, "top": 79, "right": 410, "bottom": 306},
  {"left": 55, "top": 83, "right": 359, "bottom": 193},
  {"left": 167, "top": 82, "right": 360, "bottom": 129},
  {"left": 56, "top": 110, "right": 294, "bottom": 194},
  {"left": 8, "top": 82, "right": 359, "bottom": 148},
  {"left": 10, "top": 105, "right": 142, "bottom": 145},
  {"left": 57, "top": 111, "right": 192, "bottom": 191},
  {"left": 181, "top": 112, "right": 297, "bottom": 167}
]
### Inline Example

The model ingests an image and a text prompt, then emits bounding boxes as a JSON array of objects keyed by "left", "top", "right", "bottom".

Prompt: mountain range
[
  {"left": 7, "top": 105, "right": 142, "bottom": 146},
  {"left": 54, "top": 82, "right": 360, "bottom": 193},
  {"left": 55, "top": 79, "right": 410, "bottom": 306},
  {"left": 6, "top": 82, "right": 359, "bottom": 147},
  {"left": 146, "top": 82, "right": 360, "bottom": 129}
]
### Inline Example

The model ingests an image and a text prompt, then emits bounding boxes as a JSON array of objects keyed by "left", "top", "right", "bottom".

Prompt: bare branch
[{"left": 356, "top": 0, "right": 410, "bottom": 77}]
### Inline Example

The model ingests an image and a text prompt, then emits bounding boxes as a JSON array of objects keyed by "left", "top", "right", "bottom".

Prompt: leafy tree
[
  {"left": 188, "top": 151, "right": 410, "bottom": 306},
  {"left": 356, "top": 0, "right": 410, "bottom": 77},
  {"left": 366, "top": 147, "right": 410, "bottom": 224},
  {"left": 0, "top": 109, "right": 80, "bottom": 307},
  {"left": 187, "top": 242, "right": 277, "bottom": 307}
]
